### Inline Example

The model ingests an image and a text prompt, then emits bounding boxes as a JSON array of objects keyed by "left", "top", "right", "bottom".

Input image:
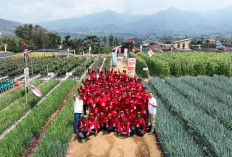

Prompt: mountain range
[
  {"left": 2, "top": 5, "right": 232, "bottom": 36},
  {"left": 36, "top": 5, "right": 232, "bottom": 35},
  {"left": 0, "top": 19, "right": 21, "bottom": 35}
]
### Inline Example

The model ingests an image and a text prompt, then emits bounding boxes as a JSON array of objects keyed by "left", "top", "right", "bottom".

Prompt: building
[{"left": 173, "top": 38, "right": 192, "bottom": 50}]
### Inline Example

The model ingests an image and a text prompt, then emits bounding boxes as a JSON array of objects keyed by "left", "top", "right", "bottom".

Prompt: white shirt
[
  {"left": 74, "top": 98, "right": 83, "bottom": 113},
  {"left": 148, "top": 97, "right": 157, "bottom": 114}
]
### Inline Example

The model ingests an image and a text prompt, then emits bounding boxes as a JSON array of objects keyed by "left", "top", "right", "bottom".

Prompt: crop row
[
  {"left": 181, "top": 76, "right": 232, "bottom": 109},
  {"left": 149, "top": 78, "right": 232, "bottom": 157},
  {"left": 138, "top": 52, "right": 232, "bottom": 78},
  {"left": 142, "top": 80, "right": 202, "bottom": 156},
  {"left": 0, "top": 79, "right": 76, "bottom": 156},
  {"left": 165, "top": 77, "right": 232, "bottom": 131},
  {"left": 0, "top": 79, "right": 59, "bottom": 135},
  {"left": 73, "top": 57, "right": 94, "bottom": 77},
  {"left": 198, "top": 75, "right": 232, "bottom": 95},
  {"left": 92, "top": 57, "right": 104, "bottom": 72},
  {"left": 101, "top": 57, "right": 111, "bottom": 72},
  {"left": 130, "top": 52, "right": 150, "bottom": 78},
  {"left": 0, "top": 79, "right": 42, "bottom": 111},
  {"left": 32, "top": 82, "right": 81, "bottom": 156},
  {"left": 0, "top": 57, "right": 86, "bottom": 77}
]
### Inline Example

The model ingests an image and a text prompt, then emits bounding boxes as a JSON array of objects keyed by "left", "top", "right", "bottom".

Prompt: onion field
[{"left": 147, "top": 75, "right": 232, "bottom": 157}]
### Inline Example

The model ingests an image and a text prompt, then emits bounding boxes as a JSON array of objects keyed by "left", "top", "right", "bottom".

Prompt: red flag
[
  {"left": 129, "top": 39, "right": 135, "bottom": 43},
  {"left": 23, "top": 42, "right": 28, "bottom": 47}
]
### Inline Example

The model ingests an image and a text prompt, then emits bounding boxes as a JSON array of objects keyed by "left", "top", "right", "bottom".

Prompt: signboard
[
  {"left": 128, "top": 58, "right": 136, "bottom": 77},
  {"left": 143, "top": 68, "right": 148, "bottom": 71},
  {"left": 124, "top": 48, "right": 128, "bottom": 59},
  {"left": 112, "top": 52, "right": 117, "bottom": 67},
  {"left": 24, "top": 68, "right": 30, "bottom": 87},
  {"left": 140, "top": 45, "right": 142, "bottom": 52},
  {"left": 4, "top": 44, "right": 7, "bottom": 52}
]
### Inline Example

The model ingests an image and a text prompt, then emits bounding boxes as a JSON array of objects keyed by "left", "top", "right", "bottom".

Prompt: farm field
[{"left": 0, "top": 52, "right": 231, "bottom": 157}]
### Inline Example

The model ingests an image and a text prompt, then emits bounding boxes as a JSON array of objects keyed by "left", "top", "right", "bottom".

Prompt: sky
[{"left": 0, "top": 0, "right": 232, "bottom": 23}]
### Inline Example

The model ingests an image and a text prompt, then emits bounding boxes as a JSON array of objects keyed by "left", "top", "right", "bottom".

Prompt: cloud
[{"left": 0, "top": 0, "right": 231, "bottom": 23}]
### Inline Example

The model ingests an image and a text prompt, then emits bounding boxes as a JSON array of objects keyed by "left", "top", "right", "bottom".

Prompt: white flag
[{"left": 140, "top": 45, "right": 142, "bottom": 52}]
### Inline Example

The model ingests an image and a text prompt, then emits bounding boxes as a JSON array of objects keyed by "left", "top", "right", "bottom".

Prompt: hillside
[{"left": 0, "top": 19, "right": 21, "bottom": 35}]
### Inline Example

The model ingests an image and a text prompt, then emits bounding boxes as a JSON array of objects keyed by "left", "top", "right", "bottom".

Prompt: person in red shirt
[
  {"left": 77, "top": 115, "right": 90, "bottom": 139},
  {"left": 106, "top": 111, "right": 119, "bottom": 132},
  {"left": 132, "top": 112, "right": 146, "bottom": 136},
  {"left": 125, "top": 109, "right": 135, "bottom": 123},
  {"left": 98, "top": 112, "right": 107, "bottom": 131},
  {"left": 87, "top": 113, "right": 98, "bottom": 135},
  {"left": 93, "top": 108, "right": 99, "bottom": 120},
  {"left": 88, "top": 69, "right": 97, "bottom": 79},
  {"left": 99, "top": 91, "right": 107, "bottom": 113},
  {"left": 78, "top": 87, "right": 88, "bottom": 115},
  {"left": 116, "top": 114, "right": 130, "bottom": 136},
  {"left": 106, "top": 105, "right": 114, "bottom": 117}
]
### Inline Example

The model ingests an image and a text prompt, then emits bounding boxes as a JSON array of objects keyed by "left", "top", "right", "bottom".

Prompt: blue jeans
[
  {"left": 107, "top": 125, "right": 115, "bottom": 132},
  {"left": 79, "top": 133, "right": 85, "bottom": 139},
  {"left": 74, "top": 113, "right": 82, "bottom": 132}
]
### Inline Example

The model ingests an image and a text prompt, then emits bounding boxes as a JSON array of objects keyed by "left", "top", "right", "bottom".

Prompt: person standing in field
[
  {"left": 148, "top": 92, "right": 157, "bottom": 135},
  {"left": 74, "top": 93, "right": 84, "bottom": 135}
]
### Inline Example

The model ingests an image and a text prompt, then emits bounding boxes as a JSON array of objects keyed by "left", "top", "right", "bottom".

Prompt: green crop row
[
  {"left": 0, "top": 79, "right": 59, "bottom": 135},
  {"left": 32, "top": 82, "right": 81, "bottom": 157},
  {"left": 92, "top": 57, "right": 104, "bottom": 72},
  {"left": 149, "top": 78, "right": 232, "bottom": 157},
  {"left": 165, "top": 77, "right": 232, "bottom": 131},
  {"left": 182, "top": 76, "right": 232, "bottom": 109},
  {"left": 201, "top": 75, "right": 232, "bottom": 95},
  {"left": 73, "top": 57, "right": 95, "bottom": 77},
  {"left": 138, "top": 52, "right": 232, "bottom": 78},
  {"left": 0, "top": 79, "right": 42, "bottom": 111},
  {"left": 130, "top": 53, "right": 150, "bottom": 78},
  {"left": 0, "top": 79, "right": 76, "bottom": 157},
  {"left": 142, "top": 80, "right": 202, "bottom": 156},
  {"left": 102, "top": 57, "right": 111, "bottom": 72}
]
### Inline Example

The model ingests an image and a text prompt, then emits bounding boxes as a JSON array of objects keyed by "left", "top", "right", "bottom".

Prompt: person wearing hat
[
  {"left": 87, "top": 113, "right": 98, "bottom": 135},
  {"left": 99, "top": 91, "right": 107, "bottom": 113},
  {"left": 148, "top": 92, "right": 157, "bottom": 135},
  {"left": 98, "top": 112, "right": 107, "bottom": 131},
  {"left": 78, "top": 87, "right": 88, "bottom": 115},
  {"left": 106, "top": 111, "right": 119, "bottom": 132},
  {"left": 116, "top": 114, "right": 130, "bottom": 136},
  {"left": 132, "top": 112, "right": 146, "bottom": 136},
  {"left": 74, "top": 94, "right": 84, "bottom": 134},
  {"left": 77, "top": 115, "right": 90, "bottom": 139}
]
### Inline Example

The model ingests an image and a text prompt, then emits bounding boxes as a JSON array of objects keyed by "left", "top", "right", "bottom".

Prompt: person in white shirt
[
  {"left": 148, "top": 92, "right": 157, "bottom": 135},
  {"left": 74, "top": 93, "right": 84, "bottom": 134}
]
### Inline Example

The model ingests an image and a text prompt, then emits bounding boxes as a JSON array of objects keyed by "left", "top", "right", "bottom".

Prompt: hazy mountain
[
  {"left": 36, "top": 6, "right": 232, "bottom": 34},
  {"left": 0, "top": 19, "right": 21, "bottom": 34}
]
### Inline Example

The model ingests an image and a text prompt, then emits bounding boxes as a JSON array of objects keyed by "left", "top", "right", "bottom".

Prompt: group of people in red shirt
[{"left": 76, "top": 68, "right": 150, "bottom": 139}]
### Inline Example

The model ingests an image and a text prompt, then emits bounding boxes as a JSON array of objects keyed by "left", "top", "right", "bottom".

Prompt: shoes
[
  {"left": 115, "top": 132, "right": 118, "bottom": 136},
  {"left": 148, "top": 131, "right": 154, "bottom": 135}
]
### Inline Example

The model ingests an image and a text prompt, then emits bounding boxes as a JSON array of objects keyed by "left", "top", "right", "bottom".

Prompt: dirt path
[
  {"left": 65, "top": 60, "right": 164, "bottom": 157},
  {"left": 66, "top": 131, "right": 163, "bottom": 157}
]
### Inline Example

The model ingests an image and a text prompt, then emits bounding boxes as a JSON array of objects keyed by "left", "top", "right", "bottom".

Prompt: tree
[
  {"left": 62, "top": 35, "right": 71, "bottom": 49},
  {"left": 115, "top": 37, "right": 119, "bottom": 46},
  {"left": 103, "top": 36, "right": 107, "bottom": 46},
  {"left": 83, "top": 35, "right": 103, "bottom": 54},
  {"left": 109, "top": 35, "right": 114, "bottom": 47},
  {"left": 47, "top": 32, "right": 61, "bottom": 49}
]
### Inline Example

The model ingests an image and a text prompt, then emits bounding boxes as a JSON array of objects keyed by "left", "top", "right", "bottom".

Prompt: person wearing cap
[
  {"left": 148, "top": 92, "right": 157, "bottom": 135},
  {"left": 74, "top": 94, "right": 84, "bottom": 134},
  {"left": 132, "top": 112, "right": 146, "bottom": 136},
  {"left": 125, "top": 109, "right": 135, "bottom": 123},
  {"left": 78, "top": 87, "right": 88, "bottom": 115},
  {"left": 87, "top": 113, "right": 98, "bottom": 135},
  {"left": 99, "top": 91, "right": 107, "bottom": 113},
  {"left": 93, "top": 108, "right": 99, "bottom": 120},
  {"left": 77, "top": 115, "right": 90, "bottom": 139},
  {"left": 116, "top": 114, "right": 130, "bottom": 136},
  {"left": 98, "top": 112, "right": 107, "bottom": 131},
  {"left": 88, "top": 69, "right": 97, "bottom": 79},
  {"left": 106, "top": 111, "right": 119, "bottom": 132}
]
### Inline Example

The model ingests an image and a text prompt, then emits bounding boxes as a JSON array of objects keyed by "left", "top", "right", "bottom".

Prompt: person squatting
[{"left": 74, "top": 68, "right": 157, "bottom": 139}]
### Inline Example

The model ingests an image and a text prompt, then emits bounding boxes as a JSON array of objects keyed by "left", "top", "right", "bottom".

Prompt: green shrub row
[
  {"left": 138, "top": 52, "right": 232, "bottom": 78},
  {"left": 0, "top": 79, "right": 76, "bottom": 157},
  {"left": 129, "top": 53, "right": 150, "bottom": 78}
]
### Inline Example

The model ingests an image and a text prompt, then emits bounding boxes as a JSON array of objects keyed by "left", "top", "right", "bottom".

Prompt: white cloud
[{"left": 0, "top": 0, "right": 231, "bottom": 23}]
